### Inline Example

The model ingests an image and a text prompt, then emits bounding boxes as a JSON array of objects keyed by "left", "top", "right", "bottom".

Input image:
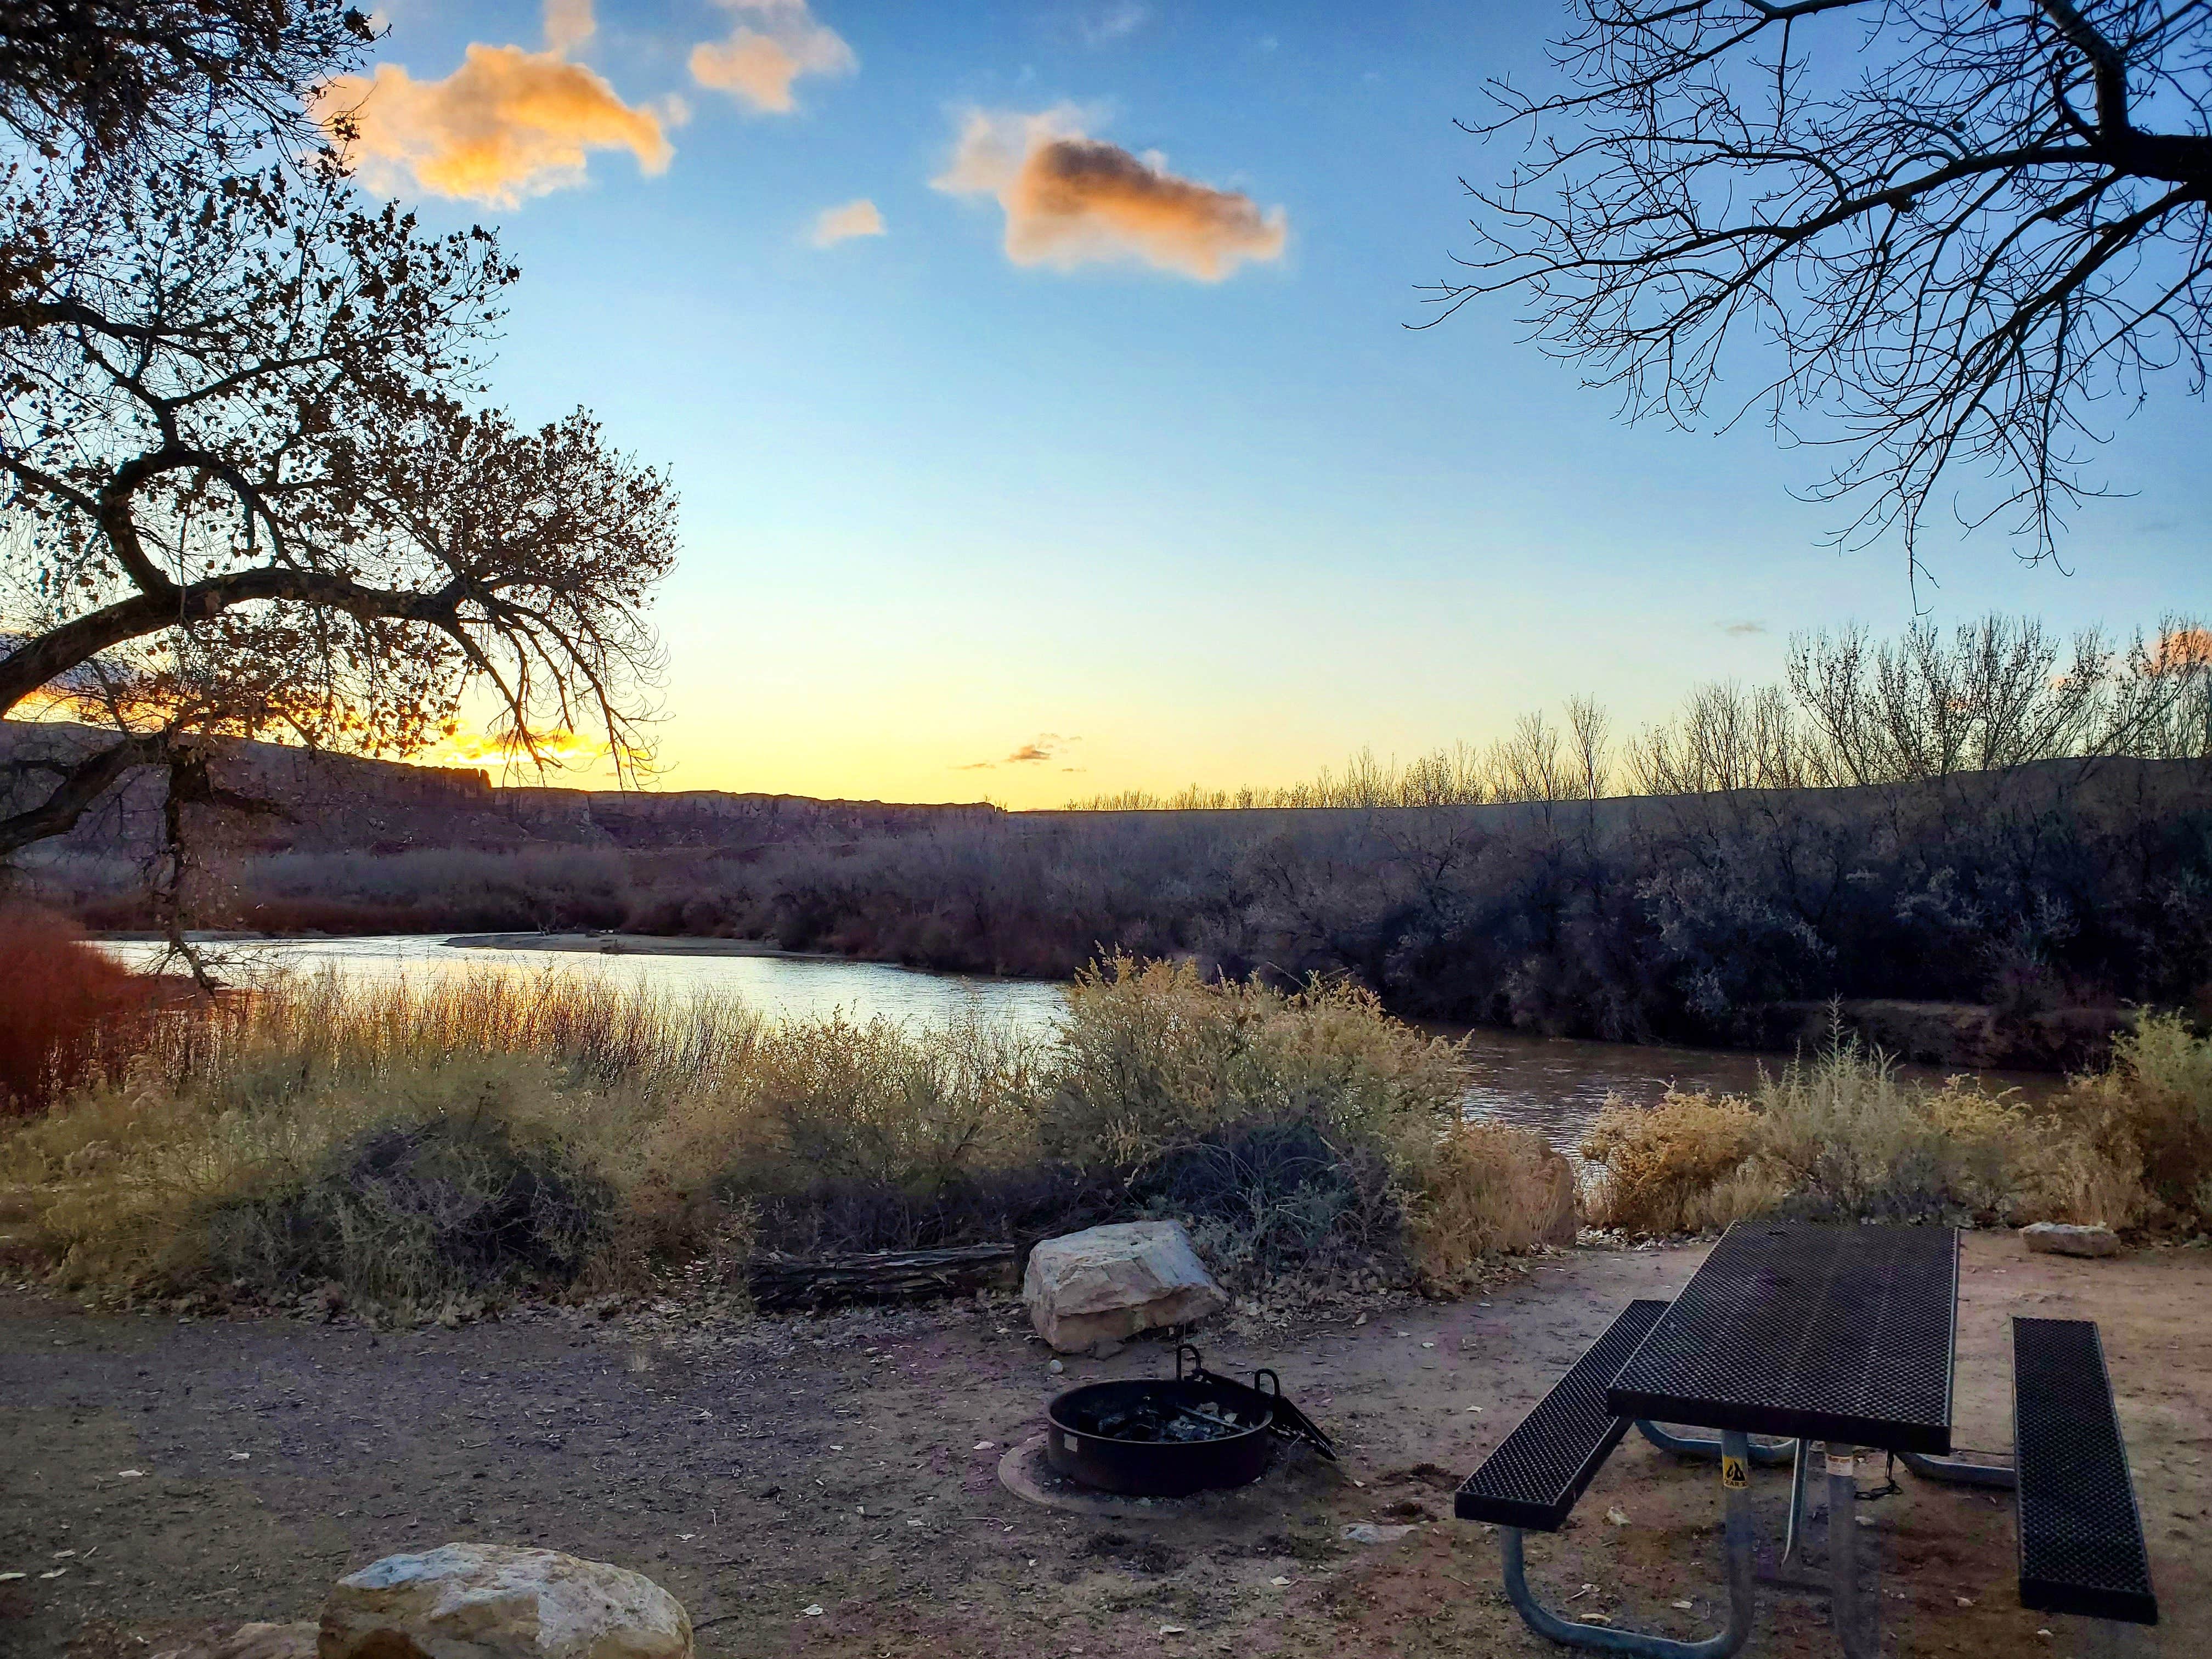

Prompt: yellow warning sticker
[{"left": 1720, "top": 1454, "right": 1748, "bottom": 1489}]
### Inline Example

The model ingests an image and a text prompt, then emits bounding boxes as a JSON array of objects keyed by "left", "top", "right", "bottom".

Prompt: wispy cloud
[
  {"left": 318, "top": 0, "right": 672, "bottom": 207},
  {"left": 1720, "top": 620, "right": 1768, "bottom": 636},
  {"left": 543, "top": 0, "right": 594, "bottom": 54},
  {"left": 934, "top": 105, "right": 1287, "bottom": 281},
  {"left": 958, "top": 732, "right": 1080, "bottom": 770},
  {"left": 1080, "top": 2, "right": 1150, "bottom": 46},
  {"left": 690, "top": 0, "right": 855, "bottom": 112},
  {"left": 810, "top": 197, "right": 884, "bottom": 246}
]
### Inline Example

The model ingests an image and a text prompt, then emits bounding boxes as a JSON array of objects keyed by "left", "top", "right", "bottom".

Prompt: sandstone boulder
[
  {"left": 319, "top": 1544, "right": 691, "bottom": 1659},
  {"left": 1023, "top": 1220, "right": 1228, "bottom": 1353},
  {"left": 2021, "top": 1221, "right": 2123, "bottom": 1259}
]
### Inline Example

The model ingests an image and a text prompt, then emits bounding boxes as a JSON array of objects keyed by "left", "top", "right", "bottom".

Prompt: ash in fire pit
[
  {"left": 1060, "top": 1393, "right": 1265, "bottom": 1444},
  {"left": 1042, "top": 1345, "right": 1335, "bottom": 1498}
]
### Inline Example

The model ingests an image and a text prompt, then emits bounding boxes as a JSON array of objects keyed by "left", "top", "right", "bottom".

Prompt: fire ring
[{"left": 1040, "top": 1345, "right": 1336, "bottom": 1498}]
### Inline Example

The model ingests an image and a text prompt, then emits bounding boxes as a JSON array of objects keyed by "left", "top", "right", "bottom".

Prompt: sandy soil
[{"left": 2, "top": 1234, "right": 2204, "bottom": 1658}]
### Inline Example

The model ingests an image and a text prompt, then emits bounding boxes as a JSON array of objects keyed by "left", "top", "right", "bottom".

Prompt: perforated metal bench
[
  {"left": 1457, "top": 1300, "right": 1756, "bottom": 1657},
  {"left": 2013, "top": 1317, "right": 2158, "bottom": 1626}
]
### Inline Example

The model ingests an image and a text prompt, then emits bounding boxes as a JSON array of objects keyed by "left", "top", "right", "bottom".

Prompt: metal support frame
[
  {"left": 1781, "top": 1437, "right": 1813, "bottom": 1569},
  {"left": 1500, "top": 1430, "right": 1758, "bottom": 1657},
  {"left": 1634, "top": 1421, "right": 1795, "bottom": 1466},
  {"left": 1896, "top": 1448, "right": 2016, "bottom": 1490},
  {"left": 1829, "top": 1446, "right": 1880, "bottom": 1659}
]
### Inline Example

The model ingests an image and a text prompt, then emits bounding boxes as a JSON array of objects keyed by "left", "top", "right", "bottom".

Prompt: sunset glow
[{"left": 294, "top": 0, "right": 2207, "bottom": 809}]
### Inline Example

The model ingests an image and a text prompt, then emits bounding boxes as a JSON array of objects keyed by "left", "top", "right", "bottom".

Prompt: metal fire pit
[{"left": 1045, "top": 1345, "right": 1335, "bottom": 1498}]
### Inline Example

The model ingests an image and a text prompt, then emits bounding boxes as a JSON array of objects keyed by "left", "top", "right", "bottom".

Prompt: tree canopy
[
  {"left": 1434, "top": 0, "right": 2212, "bottom": 570},
  {"left": 0, "top": 0, "right": 680, "bottom": 871}
]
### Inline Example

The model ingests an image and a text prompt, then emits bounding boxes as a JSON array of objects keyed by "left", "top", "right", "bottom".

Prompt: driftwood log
[{"left": 745, "top": 1243, "right": 1019, "bottom": 1312}]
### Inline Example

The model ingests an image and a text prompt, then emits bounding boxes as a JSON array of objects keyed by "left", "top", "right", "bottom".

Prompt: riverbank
[
  {"left": 5, "top": 1233, "right": 2205, "bottom": 1658},
  {"left": 35, "top": 759, "right": 2212, "bottom": 1066}
]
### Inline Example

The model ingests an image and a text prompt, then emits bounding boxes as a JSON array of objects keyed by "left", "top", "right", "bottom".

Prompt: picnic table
[{"left": 1455, "top": 1220, "right": 2157, "bottom": 1658}]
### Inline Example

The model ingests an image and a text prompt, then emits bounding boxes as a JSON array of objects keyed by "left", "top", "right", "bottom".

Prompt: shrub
[
  {"left": 1132, "top": 1120, "right": 1403, "bottom": 1282},
  {"left": 204, "top": 1106, "right": 613, "bottom": 1307},
  {"left": 2062, "top": 1012, "right": 2212, "bottom": 1229},
  {"left": 0, "top": 904, "right": 158, "bottom": 1112},
  {"left": 1582, "top": 1091, "right": 1770, "bottom": 1235},
  {"left": 1583, "top": 1035, "right": 2144, "bottom": 1236},
  {"left": 1042, "top": 956, "right": 1467, "bottom": 1169},
  {"left": 1403, "top": 1119, "right": 1572, "bottom": 1285},
  {"left": 0, "top": 956, "right": 1576, "bottom": 1308}
]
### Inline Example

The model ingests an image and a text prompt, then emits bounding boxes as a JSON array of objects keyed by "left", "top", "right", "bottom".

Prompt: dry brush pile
[{"left": 0, "top": 949, "right": 1567, "bottom": 1320}]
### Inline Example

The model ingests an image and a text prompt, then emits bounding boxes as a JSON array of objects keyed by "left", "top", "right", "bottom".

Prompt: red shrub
[{"left": 0, "top": 905, "right": 153, "bottom": 1113}]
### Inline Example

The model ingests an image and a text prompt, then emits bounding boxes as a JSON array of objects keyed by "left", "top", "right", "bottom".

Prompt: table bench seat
[
  {"left": 2013, "top": 1316, "right": 2158, "bottom": 1626},
  {"left": 1455, "top": 1299, "right": 1668, "bottom": 1532}
]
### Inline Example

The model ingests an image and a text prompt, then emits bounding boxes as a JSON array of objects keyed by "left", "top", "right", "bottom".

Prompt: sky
[{"left": 340, "top": 0, "right": 2212, "bottom": 807}]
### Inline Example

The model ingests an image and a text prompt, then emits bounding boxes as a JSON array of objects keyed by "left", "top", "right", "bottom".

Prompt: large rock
[
  {"left": 2021, "top": 1221, "right": 2123, "bottom": 1259},
  {"left": 1023, "top": 1221, "right": 1228, "bottom": 1353},
  {"left": 319, "top": 1544, "right": 691, "bottom": 1659}
]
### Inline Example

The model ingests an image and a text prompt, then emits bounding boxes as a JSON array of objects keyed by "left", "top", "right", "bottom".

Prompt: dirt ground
[{"left": 1, "top": 1233, "right": 2204, "bottom": 1659}]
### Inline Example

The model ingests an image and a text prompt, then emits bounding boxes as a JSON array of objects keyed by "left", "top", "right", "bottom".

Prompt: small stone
[
  {"left": 2022, "top": 1222, "right": 2123, "bottom": 1259},
  {"left": 803, "top": 1605, "right": 823, "bottom": 1617},
  {"left": 1269, "top": 1576, "right": 1291, "bottom": 1587},
  {"left": 1342, "top": 1523, "right": 1417, "bottom": 1544},
  {"left": 1048, "top": 1359, "right": 1064, "bottom": 1375},
  {"left": 1956, "top": 1596, "right": 1974, "bottom": 1607},
  {"left": 1604, "top": 1506, "right": 1629, "bottom": 1526},
  {"left": 1671, "top": 1600, "right": 1694, "bottom": 1611}
]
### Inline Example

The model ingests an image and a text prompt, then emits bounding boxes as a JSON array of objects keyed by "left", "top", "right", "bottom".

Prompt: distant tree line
[{"left": 1065, "top": 615, "right": 2212, "bottom": 810}]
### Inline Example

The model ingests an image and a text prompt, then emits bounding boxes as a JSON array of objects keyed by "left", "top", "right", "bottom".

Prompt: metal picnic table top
[{"left": 1606, "top": 1220, "right": 1960, "bottom": 1455}]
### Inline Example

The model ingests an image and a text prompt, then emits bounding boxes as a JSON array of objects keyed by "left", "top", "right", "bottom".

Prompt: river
[{"left": 95, "top": 933, "right": 2057, "bottom": 1153}]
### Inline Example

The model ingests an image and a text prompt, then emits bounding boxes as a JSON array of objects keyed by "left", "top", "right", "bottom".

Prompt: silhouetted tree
[{"left": 1433, "top": 1, "right": 2212, "bottom": 571}]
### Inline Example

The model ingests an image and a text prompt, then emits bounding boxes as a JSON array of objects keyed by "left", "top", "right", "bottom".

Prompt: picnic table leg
[
  {"left": 1829, "top": 1444, "right": 1877, "bottom": 1659},
  {"left": 1497, "top": 1430, "right": 1758, "bottom": 1657}
]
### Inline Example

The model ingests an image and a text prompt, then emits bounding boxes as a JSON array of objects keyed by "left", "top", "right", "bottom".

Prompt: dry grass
[
  {"left": 2062, "top": 1013, "right": 2212, "bottom": 1229},
  {"left": 1583, "top": 1029, "right": 2155, "bottom": 1237},
  {"left": 0, "top": 955, "right": 1567, "bottom": 1314},
  {"left": 1581, "top": 1091, "right": 1773, "bottom": 1236}
]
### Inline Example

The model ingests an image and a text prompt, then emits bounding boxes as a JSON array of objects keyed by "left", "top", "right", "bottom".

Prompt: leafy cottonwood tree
[
  {"left": 0, "top": 4, "right": 679, "bottom": 893},
  {"left": 1434, "top": 1, "right": 2212, "bottom": 568}
]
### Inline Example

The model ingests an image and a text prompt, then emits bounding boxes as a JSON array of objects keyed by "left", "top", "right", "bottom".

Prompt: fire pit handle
[
  {"left": 1175, "top": 1343, "right": 1205, "bottom": 1383},
  {"left": 1254, "top": 1368, "right": 1281, "bottom": 1400}
]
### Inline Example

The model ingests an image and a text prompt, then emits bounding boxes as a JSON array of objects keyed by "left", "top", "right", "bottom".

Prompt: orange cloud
[
  {"left": 811, "top": 197, "right": 884, "bottom": 247},
  {"left": 690, "top": 0, "right": 856, "bottom": 113},
  {"left": 934, "top": 106, "right": 1286, "bottom": 280},
  {"left": 319, "top": 0, "right": 672, "bottom": 207}
]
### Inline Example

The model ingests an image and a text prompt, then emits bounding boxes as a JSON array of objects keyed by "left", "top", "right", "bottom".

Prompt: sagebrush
[
  {"left": 1, "top": 953, "right": 1564, "bottom": 1313},
  {"left": 1583, "top": 1022, "right": 2193, "bottom": 1235}
]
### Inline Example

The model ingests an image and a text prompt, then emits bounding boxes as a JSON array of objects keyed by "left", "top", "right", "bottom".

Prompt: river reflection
[{"left": 95, "top": 934, "right": 2056, "bottom": 1154}]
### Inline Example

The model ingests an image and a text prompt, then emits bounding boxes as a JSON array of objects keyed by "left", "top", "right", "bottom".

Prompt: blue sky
[{"left": 353, "top": 0, "right": 2212, "bottom": 805}]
